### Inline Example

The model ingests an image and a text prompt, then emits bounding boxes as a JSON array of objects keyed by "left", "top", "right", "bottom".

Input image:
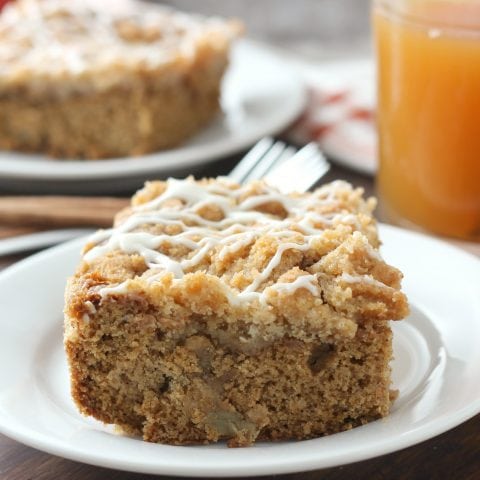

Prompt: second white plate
[
  {"left": 0, "top": 225, "right": 479, "bottom": 477},
  {"left": 0, "top": 40, "right": 306, "bottom": 194}
]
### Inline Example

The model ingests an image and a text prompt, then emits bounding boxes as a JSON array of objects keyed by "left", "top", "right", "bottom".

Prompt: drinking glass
[{"left": 373, "top": 0, "right": 480, "bottom": 240}]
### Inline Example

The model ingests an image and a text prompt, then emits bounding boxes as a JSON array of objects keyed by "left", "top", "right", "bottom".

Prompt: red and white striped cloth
[{"left": 286, "top": 58, "right": 377, "bottom": 175}]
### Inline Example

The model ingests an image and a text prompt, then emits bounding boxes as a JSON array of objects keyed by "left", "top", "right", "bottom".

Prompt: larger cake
[
  {"left": 64, "top": 177, "right": 409, "bottom": 447},
  {"left": 0, "top": 0, "right": 241, "bottom": 159}
]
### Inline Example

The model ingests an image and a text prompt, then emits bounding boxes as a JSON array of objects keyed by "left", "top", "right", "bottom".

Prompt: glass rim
[{"left": 373, "top": 0, "right": 480, "bottom": 37}]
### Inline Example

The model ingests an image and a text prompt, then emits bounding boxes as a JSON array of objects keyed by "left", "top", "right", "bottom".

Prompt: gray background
[{"left": 159, "top": 0, "right": 372, "bottom": 59}]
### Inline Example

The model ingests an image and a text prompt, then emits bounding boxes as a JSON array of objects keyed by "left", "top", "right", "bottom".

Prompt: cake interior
[
  {"left": 67, "top": 305, "right": 394, "bottom": 447},
  {"left": 0, "top": 59, "right": 225, "bottom": 159}
]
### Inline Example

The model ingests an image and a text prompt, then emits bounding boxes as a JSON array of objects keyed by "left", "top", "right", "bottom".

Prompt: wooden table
[{"left": 0, "top": 158, "right": 479, "bottom": 480}]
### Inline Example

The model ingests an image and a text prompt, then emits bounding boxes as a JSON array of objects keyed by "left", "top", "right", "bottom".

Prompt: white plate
[
  {"left": 0, "top": 224, "right": 479, "bottom": 477},
  {"left": 0, "top": 40, "right": 306, "bottom": 194},
  {"left": 0, "top": 228, "right": 93, "bottom": 257}
]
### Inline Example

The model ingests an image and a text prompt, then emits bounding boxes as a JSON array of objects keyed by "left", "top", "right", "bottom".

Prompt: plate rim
[{"left": 0, "top": 224, "right": 479, "bottom": 477}]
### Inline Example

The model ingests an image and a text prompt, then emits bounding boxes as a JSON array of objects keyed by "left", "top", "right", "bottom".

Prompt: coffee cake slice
[
  {"left": 64, "top": 177, "right": 409, "bottom": 447},
  {"left": 0, "top": 0, "right": 241, "bottom": 159}
]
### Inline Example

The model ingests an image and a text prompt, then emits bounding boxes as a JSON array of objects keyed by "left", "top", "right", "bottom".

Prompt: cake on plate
[
  {"left": 64, "top": 177, "right": 409, "bottom": 447},
  {"left": 0, "top": 0, "right": 241, "bottom": 159}
]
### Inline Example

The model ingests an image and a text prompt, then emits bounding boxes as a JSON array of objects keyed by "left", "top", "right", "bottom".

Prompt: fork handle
[{"left": 0, "top": 196, "right": 130, "bottom": 228}]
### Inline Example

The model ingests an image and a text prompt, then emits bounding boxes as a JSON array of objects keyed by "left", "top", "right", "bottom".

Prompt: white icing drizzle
[
  {"left": 98, "top": 282, "right": 131, "bottom": 299},
  {"left": 81, "top": 299, "right": 97, "bottom": 322},
  {"left": 339, "top": 273, "right": 389, "bottom": 289},
  {"left": 267, "top": 274, "right": 319, "bottom": 296},
  {"left": 83, "top": 178, "right": 380, "bottom": 307},
  {"left": 84, "top": 300, "right": 97, "bottom": 314},
  {"left": 242, "top": 242, "right": 311, "bottom": 295}
]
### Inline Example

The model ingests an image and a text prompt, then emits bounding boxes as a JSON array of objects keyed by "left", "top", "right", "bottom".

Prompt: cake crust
[{"left": 64, "top": 177, "right": 409, "bottom": 446}]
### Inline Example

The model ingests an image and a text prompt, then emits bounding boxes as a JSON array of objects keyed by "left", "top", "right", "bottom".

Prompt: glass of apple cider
[{"left": 373, "top": 0, "right": 480, "bottom": 241}]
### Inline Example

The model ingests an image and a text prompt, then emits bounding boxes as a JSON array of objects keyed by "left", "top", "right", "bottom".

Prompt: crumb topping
[{"left": 77, "top": 177, "right": 407, "bottom": 320}]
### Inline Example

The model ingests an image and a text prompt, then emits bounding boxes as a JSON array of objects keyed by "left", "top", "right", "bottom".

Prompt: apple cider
[{"left": 374, "top": 0, "right": 480, "bottom": 240}]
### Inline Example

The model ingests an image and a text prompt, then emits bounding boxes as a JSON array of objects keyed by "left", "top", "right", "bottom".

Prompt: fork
[
  {"left": 229, "top": 137, "right": 330, "bottom": 192},
  {"left": 0, "top": 139, "right": 330, "bottom": 256}
]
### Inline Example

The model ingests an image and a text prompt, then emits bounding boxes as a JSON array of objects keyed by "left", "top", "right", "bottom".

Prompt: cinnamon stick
[{"left": 0, "top": 196, "right": 130, "bottom": 228}]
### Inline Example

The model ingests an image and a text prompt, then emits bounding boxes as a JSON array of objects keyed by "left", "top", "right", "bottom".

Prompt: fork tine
[
  {"left": 228, "top": 138, "right": 330, "bottom": 194},
  {"left": 274, "top": 145, "right": 298, "bottom": 168},
  {"left": 264, "top": 142, "right": 330, "bottom": 193},
  {"left": 291, "top": 142, "right": 319, "bottom": 159},
  {"left": 242, "top": 141, "right": 292, "bottom": 183},
  {"left": 228, "top": 137, "right": 274, "bottom": 183},
  {"left": 297, "top": 163, "right": 330, "bottom": 191},
  {"left": 290, "top": 144, "right": 330, "bottom": 191}
]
